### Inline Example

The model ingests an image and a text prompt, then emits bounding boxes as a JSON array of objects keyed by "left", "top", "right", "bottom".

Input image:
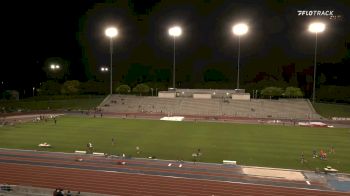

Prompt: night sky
[{"left": 1, "top": 0, "right": 349, "bottom": 92}]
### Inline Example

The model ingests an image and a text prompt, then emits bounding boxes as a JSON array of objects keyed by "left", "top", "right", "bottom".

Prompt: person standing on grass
[
  {"left": 87, "top": 142, "right": 93, "bottom": 153},
  {"left": 300, "top": 152, "right": 305, "bottom": 164},
  {"left": 193, "top": 154, "right": 197, "bottom": 164},
  {"left": 54, "top": 117, "right": 57, "bottom": 125},
  {"left": 312, "top": 149, "right": 317, "bottom": 158},
  {"left": 197, "top": 148, "right": 201, "bottom": 156},
  {"left": 112, "top": 137, "right": 115, "bottom": 146}
]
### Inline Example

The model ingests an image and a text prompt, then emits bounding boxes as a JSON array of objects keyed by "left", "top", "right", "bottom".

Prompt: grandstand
[{"left": 100, "top": 94, "right": 321, "bottom": 119}]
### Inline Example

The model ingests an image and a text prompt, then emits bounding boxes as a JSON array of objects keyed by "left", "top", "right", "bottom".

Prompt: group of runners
[{"left": 301, "top": 146, "right": 335, "bottom": 163}]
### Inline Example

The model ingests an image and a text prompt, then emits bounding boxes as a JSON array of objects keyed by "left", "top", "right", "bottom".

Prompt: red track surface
[
  {"left": 0, "top": 151, "right": 349, "bottom": 196},
  {"left": 1, "top": 162, "right": 348, "bottom": 196}
]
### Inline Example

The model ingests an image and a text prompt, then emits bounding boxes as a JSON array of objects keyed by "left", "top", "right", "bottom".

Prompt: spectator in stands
[
  {"left": 66, "top": 190, "right": 72, "bottom": 196},
  {"left": 1, "top": 184, "right": 12, "bottom": 192},
  {"left": 56, "top": 188, "right": 64, "bottom": 196},
  {"left": 75, "top": 191, "right": 81, "bottom": 196},
  {"left": 53, "top": 188, "right": 58, "bottom": 196}
]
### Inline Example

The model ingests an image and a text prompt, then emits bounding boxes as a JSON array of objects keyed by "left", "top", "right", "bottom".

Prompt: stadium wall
[
  {"left": 158, "top": 92, "right": 176, "bottom": 98},
  {"left": 193, "top": 94, "right": 212, "bottom": 99},
  {"left": 232, "top": 93, "right": 250, "bottom": 100}
]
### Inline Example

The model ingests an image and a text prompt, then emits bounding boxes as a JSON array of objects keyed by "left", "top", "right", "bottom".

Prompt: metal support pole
[
  {"left": 237, "top": 36, "right": 241, "bottom": 89},
  {"left": 110, "top": 38, "right": 113, "bottom": 95},
  {"left": 312, "top": 33, "right": 318, "bottom": 104},
  {"left": 173, "top": 36, "right": 176, "bottom": 89}
]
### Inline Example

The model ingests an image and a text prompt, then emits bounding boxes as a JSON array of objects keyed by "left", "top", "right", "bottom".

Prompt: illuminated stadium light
[
  {"left": 100, "top": 67, "right": 109, "bottom": 72},
  {"left": 308, "top": 22, "right": 325, "bottom": 104},
  {"left": 105, "top": 27, "right": 118, "bottom": 38},
  {"left": 105, "top": 26, "right": 118, "bottom": 95},
  {"left": 308, "top": 22, "right": 325, "bottom": 33},
  {"left": 168, "top": 26, "right": 182, "bottom": 37},
  {"left": 232, "top": 23, "right": 249, "bottom": 89},
  {"left": 168, "top": 26, "right": 183, "bottom": 89},
  {"left": 232, "top": 23, "right": 248, "bottom": 36},
  {"left": 50, "top": 64, "right": 60, "bottom": 70}
]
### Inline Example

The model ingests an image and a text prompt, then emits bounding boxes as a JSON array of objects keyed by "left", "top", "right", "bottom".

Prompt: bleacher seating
[{"left": 100, "top": 95, "right": 321, "bottom": 119}]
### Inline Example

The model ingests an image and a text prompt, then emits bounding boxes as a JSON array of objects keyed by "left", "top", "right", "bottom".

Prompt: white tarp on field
[
  {"left": 298, "top": 121, "right": 328, "bottom": 127},
  {"left": 160, "top": 116, "right": 184, "bottom": 121}
]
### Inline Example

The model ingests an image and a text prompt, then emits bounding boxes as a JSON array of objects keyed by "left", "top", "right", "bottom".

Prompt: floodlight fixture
[
  {"left": 105, "top": 27, "right": 118, "bottom": 38},
  {"left": 308, "top": 22, "right": 325, "bottom": 33},
  {"left": 168, "top": 26, "right": 182, "bottom": 37},
  {"left": 233, "top": 23, "right": 248, "bottom": 36}
]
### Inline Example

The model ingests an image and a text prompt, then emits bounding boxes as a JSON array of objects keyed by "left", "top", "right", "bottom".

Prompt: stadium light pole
[
  {"left": 168, "top": 26, "right": 182, "bottom": 89},
  {"left": 232, "top": 23, "right": 248, "bottom": 90},
  {"left": 105, "top": 27, "right": 118, "bottom": 95},
  {"left": 308, "top": 22, "right": 325, "bottom": 104}
]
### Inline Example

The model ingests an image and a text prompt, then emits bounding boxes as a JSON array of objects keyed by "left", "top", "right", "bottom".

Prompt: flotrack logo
[{"left": 297, "top": 10, "right": 334, "bottom": 16}]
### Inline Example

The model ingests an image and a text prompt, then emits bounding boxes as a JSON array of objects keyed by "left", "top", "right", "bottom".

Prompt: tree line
[{"left": 2, "top": 79, "right": 349, "bottom": 103}]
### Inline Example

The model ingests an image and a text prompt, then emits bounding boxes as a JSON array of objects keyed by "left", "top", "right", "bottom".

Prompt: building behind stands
[{"left": 158, "top": 88, "right": 250, "bottom": 100}]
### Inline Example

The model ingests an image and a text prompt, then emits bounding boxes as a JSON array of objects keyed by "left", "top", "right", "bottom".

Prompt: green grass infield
[{"left": 1, "top": 116, "right": 349, "bottom": 173}]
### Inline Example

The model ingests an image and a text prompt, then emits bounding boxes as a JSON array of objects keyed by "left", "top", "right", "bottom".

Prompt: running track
[{"left": 0, "top": 149, "right": 348, "bottom": 196}]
